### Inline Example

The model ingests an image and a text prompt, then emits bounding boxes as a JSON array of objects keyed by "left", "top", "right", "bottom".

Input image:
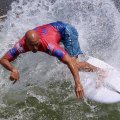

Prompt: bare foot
[
  {"left": 97, "top": 69, "right": 108, "bottom": 79},
  {"left": 96, "top": 69, "right": 109, "bottom": 88}
]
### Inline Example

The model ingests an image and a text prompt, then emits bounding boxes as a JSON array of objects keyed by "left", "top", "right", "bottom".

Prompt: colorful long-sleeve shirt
[{"left": 6, "top": 21, "right": 68, "bottom": 61}]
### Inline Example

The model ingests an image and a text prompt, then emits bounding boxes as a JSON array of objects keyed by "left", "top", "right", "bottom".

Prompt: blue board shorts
[
  {"left": 62, "top": 24, "right": 83, "bottom": 57},
  {"left": 51, "top": 21, "right": 83, "bottom": 57}
]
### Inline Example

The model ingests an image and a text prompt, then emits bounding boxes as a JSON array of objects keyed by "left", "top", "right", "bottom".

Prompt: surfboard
[{"left": 79, "top": 56, "right": 120, "bottom": 104}]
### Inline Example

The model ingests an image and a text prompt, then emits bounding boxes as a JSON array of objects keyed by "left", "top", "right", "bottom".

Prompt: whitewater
[{"left": 0, "top": 0, "right": 120, "bottom": 119}]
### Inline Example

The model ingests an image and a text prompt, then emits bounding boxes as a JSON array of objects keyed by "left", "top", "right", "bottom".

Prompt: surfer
[{"left": 0, "top": 21, "right": 105, "bottom": 98}]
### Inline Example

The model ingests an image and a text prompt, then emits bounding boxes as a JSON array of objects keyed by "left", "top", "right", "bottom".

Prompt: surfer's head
[{"left": 25, "top": 30, "right": 40, "bottom": 53}]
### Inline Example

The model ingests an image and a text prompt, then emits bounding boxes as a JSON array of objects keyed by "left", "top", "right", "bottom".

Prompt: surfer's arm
[
  {"left": 0, "top": 41, "right": 26, "bottom": 84},
  {"left": 61, "top": 54, "right": 84, "bottom": 98},
  {"left": 0, "top": 40, "right": 25, "bottom": 70},
  {"left": 49, "top": 44, "right": 84, "bottom": 98},
  {"left": 0, "top": 52, "right": 18, "bottom": 71},
  {"left": 0, "top": 50, "right": 20, "bottom": 84}
]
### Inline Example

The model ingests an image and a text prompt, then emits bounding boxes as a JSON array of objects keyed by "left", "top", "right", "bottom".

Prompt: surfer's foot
[
  {"left": 96, "top": 69, "right": 109, "bottom": 88},
  {"left": 97, "top": 69, "right": 108, "bottom": 79}
]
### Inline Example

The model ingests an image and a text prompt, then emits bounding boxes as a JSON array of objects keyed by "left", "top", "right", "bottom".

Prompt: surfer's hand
[
  {"left": 75, "top": 84, "right": 84, "bottom": 98},
  {"left": 10, "top": 68, "right": 20, "bottom": 84}
]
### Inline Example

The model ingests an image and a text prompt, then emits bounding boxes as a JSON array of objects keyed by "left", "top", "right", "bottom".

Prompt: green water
[{"left": 0, "top": 80, "right": 120, "bottom": 120}]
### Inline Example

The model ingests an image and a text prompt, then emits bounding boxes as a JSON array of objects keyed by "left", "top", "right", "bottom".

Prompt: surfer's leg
[
  {"left": 77, "top": 61, "right": 98, "bottom": 72},
  {"left": 75, "top": 54, "right": 104, "bottom": 72},
  {"left": 61, "top": 24, "right": 104, "bottom": 73},
  {"left": 75, "top": 56, "right": 108, "bottom": 84},
  {"left": 71, "top": 57, "right": 99, "bottom": 72}
]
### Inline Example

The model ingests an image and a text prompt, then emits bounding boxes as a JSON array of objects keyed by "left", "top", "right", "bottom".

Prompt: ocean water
[{"left": 0, "top": 0, "right": 120, "bottom": 120}]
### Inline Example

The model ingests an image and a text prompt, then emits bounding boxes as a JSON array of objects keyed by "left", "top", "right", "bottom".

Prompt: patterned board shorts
[{"left": 62, "top": 24, "right": 83, "bottom": 57}]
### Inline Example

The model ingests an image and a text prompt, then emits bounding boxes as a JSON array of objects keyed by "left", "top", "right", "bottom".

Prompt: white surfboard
[{"left": 79, "top": 56, "right": 120, "bottom": 104}]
